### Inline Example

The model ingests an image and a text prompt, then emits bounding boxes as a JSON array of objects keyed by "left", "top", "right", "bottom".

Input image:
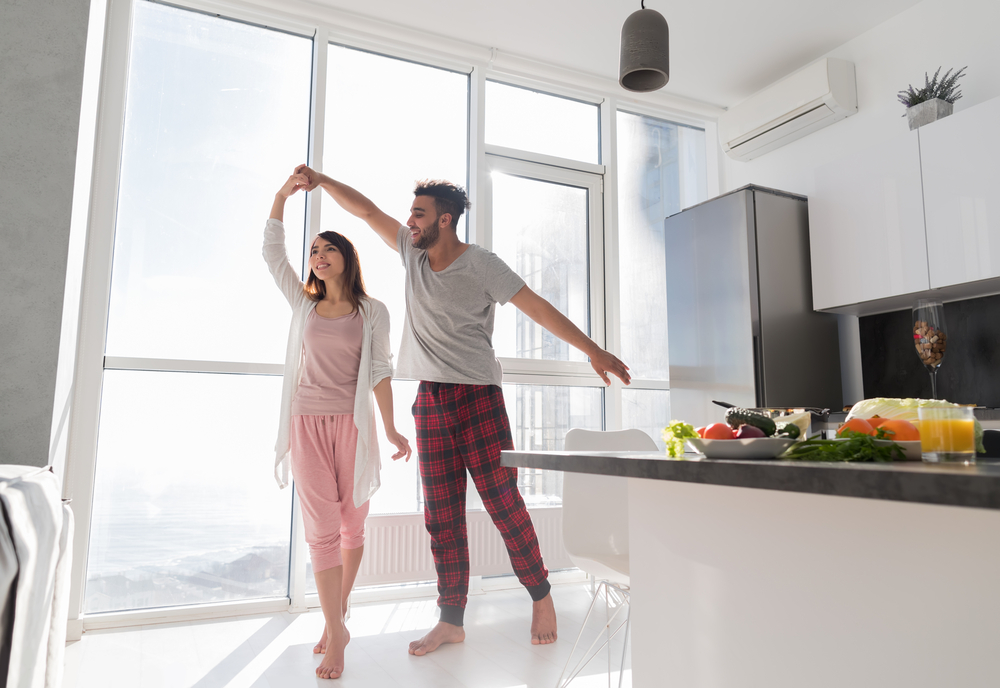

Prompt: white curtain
[{"left": 0, "top": 465, "right": 73, "bottom": 688}]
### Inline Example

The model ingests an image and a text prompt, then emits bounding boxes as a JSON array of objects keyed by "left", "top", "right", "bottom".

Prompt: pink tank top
[{"left": 291, "top": 308, "right": 363, "bottom": 416}]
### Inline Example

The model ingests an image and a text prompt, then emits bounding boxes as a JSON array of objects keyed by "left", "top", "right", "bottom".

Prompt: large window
[
  {"left": 86, "top": 2, "right": 311, "bottom": 613},
  {"left": 616, "top": 111, "right": 707, "bottom": 433},
  {"left": 320, "top": 45, "right": 468, "bottom": 517},
  {"left": 485, "top": 85, "right": 607, "bottom": 508},
  {"left": 486, "top": 80, "right": 600, "bottom": 164},
  {"left": 78, "top": 0, "right": 710, "bottom": 620}
]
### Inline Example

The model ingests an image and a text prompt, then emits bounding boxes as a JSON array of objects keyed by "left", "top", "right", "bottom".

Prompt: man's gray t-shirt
[{"left": 395, "top": 226, "right": 525, "bottom": 386}]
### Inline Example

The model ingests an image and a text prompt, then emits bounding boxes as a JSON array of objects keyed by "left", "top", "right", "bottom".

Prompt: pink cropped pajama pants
[{"left": 289, "top": 414, "right": 369, "bottom": 573}]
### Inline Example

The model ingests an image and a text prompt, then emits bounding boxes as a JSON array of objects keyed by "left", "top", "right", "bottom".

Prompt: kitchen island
[{"left": 502, "top": 450, "right": 1000, "bottom": 688}]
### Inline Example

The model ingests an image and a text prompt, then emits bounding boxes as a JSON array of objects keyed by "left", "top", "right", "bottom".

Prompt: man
[{"left": 296, "top": 165, "right": 631, "bottom": 655}]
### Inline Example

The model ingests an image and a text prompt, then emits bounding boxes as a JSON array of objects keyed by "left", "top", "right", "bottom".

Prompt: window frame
[
  {"left": 64, "top": 0, "right": 719, "bottom": 633},
  {"left": 484, "top": 154, "right": 606, "bottom": 380}
]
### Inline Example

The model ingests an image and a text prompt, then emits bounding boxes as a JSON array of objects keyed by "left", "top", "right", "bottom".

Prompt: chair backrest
[
  {"left": 561, "top": 428, "right": 658, "bottom": 583},
  {"left": 564, "top": 428, "right": 659, "bottom": 453}
]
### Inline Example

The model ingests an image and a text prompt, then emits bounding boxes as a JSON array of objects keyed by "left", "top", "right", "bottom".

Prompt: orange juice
[{"left": 919, "top": 418, "right": 976, "bottom": 453}]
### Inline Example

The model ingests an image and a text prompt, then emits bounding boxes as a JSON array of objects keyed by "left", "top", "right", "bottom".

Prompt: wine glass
[{"left": 912, "top": 300, "right": 947, "bottom": 399}]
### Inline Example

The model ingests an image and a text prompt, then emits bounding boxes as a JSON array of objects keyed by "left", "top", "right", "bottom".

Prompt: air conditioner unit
[{"left": 719, "top": 58, "right": 857, "bottom": 162}]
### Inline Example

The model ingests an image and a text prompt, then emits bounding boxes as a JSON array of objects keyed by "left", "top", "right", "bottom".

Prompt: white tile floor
[{"left": 64, "top": 582, "right": 631, "bottom": 688}]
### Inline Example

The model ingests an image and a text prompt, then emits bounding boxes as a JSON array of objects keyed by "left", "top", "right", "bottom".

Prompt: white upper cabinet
[
  {"left": 920, "top": 96, "right": 1000, "bottom": 288},
  {"left": 809, "top": 130, "right": 928, "bottom": 310}
]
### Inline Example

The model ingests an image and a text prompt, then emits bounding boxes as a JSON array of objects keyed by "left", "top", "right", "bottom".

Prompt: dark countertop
[{"left": 501, "top": 450, "right": 1000, "bottom": 511}]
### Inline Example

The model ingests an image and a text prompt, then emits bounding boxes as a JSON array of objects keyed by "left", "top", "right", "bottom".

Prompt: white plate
[
  {"left": 834, "top": 438, "right": 922, "bottom": 461},
  {"left": 687, "top": 437, "right": 796, "bottom": 460}
]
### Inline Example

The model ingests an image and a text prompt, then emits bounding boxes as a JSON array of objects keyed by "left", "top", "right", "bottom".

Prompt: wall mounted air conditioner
[{"left": 719, "top": 58, "right": 857, "bottom": 162}]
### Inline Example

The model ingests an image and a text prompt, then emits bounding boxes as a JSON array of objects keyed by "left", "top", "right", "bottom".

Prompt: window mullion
[
  {"left": 602, "top": 95, "right": 622, "bottom": 432},
  {"left": 469, "top": 66, "right": 488, "bottom": 247},
  {"left": 62, "top": 0, "right": 136, "bottom": 638},
  {"left": 304, "top": 29, "right": 329, "bottom": 268},
  {"left": 289, "top": 25, "right": 328, "bottom": 611}
]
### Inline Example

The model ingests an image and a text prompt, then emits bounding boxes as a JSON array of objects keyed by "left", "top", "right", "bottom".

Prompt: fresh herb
[
  {"left": 781, "top": 432, "right": 905, "bottom": 462},
  {"left": 662, "top": 420, "right": 698, "bottom": 458},
  {"left": 897, "top": 66, "right": 967, "bottom": 112}
]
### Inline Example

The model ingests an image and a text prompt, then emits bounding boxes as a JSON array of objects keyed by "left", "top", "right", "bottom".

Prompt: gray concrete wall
[{"left": 0, "top": 0, "right": 91, "bottom": 466}]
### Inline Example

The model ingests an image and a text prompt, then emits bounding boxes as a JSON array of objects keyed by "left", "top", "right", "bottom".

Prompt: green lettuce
[{"left": 662, "top": 420, "right": 698, "bottom": 458}]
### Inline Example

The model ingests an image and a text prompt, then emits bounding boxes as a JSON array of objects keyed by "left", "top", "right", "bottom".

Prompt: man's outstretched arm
[
  {"left": 296, "top": 164, "right": 401, "bottom": 251},
  {"left": 509, "top": 285, "right": 631, "bottom": 386}
]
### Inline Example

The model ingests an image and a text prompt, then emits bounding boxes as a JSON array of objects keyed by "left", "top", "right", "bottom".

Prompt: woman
[{"left": 264, "top": 166, "right": 411, "bottom": 680}]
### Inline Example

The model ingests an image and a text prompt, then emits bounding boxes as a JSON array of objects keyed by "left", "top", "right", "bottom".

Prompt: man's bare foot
[
  {"left": 408, "top": 621, "right": 465, "bottom": 656},
  {"left": 531, "top": 593, "right": 558, "bottom": 645},
  {"left": 317, "top": 622, "right": 349, "bottom": 679},
  {"left": 314, "top": 623, "right": 350, "bottom": 655}
]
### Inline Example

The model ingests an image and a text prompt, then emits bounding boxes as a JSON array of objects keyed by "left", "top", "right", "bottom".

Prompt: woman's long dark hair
[{"left": 304, "top": 231, "right": 368, "bottom": 312}]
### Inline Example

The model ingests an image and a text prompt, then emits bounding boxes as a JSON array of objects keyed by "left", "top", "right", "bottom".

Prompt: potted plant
[{"left": 898, "top": 66, "right": 967, "bottom": 130}]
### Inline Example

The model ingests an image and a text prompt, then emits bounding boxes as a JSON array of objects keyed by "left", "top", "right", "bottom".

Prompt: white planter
[{"left": 906, "top": 98, "right": 954, "bottom": 130}]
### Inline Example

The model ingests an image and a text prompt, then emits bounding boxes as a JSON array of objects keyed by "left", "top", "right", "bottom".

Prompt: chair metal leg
[
  {"left": 556, "top": 581, "right": 631, "bottom": 688},
  {"left": 618, "top": 596, "right": 631, "bottom": 688}
]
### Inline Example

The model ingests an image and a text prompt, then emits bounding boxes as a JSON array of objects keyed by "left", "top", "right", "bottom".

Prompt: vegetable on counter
[
  {"left": 662, "top": 420, "right": 699, "bottom": 458},
  {"left": 704, "top": 422, "right": 737, "bottom": 439},
  {"left": 724, "top": 407, "right": 777, "bottom": 436},
  {"left": 781, "top": 431, "right": 906, "bottom": 462},
  {"left": 775, "top": 422, "right": 801, "bottom": 439},
  {"left": 846, "top": 397, "right": 983, "bottom": 452},
  {"left": 735, "top": 425, "right": 767, "bottom": 439}
]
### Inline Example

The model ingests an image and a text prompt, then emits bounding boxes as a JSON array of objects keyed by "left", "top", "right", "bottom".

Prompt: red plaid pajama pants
[{"left": 413, "top": 382, "right": 550, "bottom": 626}]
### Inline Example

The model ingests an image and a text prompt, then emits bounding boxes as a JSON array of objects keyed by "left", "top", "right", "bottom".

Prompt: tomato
[{"left": 704, "top": 423, "right": 735, "bottom": 440}]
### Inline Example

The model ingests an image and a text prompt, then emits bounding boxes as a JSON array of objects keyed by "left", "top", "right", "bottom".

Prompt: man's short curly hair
[{"left": 413, "top": 179, "right": 471, "bottom": 229}]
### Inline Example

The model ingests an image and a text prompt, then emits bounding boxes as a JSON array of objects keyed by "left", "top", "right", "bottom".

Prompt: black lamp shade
[{"left": 619, "top": 8, "right": 670, "bottom": 92}]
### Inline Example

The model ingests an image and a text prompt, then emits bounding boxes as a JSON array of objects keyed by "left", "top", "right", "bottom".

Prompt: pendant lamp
[{"left": 619, "top": 0, "right": 670, "bottom": 92}]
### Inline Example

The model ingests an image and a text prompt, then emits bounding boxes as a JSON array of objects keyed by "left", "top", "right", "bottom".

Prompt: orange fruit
[
  {"left": 879, "top": 419, "right": 920, "bottom": 441},
  {"left": 867, "top": 416, "right": 887, "bottom": 429},
  {"left": 703, "top": 423, "right": 735, "bottom": 440},
  {"left": 837, "top": 418, "right": 874, "bottom": 437}
]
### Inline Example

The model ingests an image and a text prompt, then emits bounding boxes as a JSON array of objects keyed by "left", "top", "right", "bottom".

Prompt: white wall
[
  {"left": 720, "top": 0, "right": 1000, "bottom": 404},
  {"left": 0, "top": 0, "right": 92, "bottom": 467},
  {"left": 724, "top": 0, "right": 1000, "bottom": 195}
]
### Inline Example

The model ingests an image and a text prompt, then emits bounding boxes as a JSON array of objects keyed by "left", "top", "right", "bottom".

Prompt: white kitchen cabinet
[
  {"left": 809, "top": 130, "right": 928, "bottom": 310},
  {"left": 920, "top": 96, "right": 1000, "bottom": 288}
]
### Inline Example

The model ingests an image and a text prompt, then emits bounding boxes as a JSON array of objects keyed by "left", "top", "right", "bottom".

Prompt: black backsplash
[{"left": 859, "top": 293, "right": 1000, "bottom": 407}]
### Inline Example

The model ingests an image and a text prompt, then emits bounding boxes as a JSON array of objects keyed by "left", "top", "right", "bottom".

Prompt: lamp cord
[{"left": 641, "top": 0, "right": 646, "bottom": 7}]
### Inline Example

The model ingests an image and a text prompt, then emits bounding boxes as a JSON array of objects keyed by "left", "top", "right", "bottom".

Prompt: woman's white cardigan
[{"left": 263, "top": 218, "right": 393, "bottom": 507}]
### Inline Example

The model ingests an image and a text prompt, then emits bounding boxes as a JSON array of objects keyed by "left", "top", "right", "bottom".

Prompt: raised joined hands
[
  {"left": 278, "top": 170, "right": 310, "bottom": 198},
  {"left": 294, "top": 163, "right": 322, "bottom": 192}
]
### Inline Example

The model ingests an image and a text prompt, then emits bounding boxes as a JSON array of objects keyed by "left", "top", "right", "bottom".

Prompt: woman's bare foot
[
  {"left": 314, "top": 624, "right": 327, "bottom": 654},
  {"left": 408, "top": 621, "right": 465, "bottom": 656},
  {"left": 316, "top": 623, "right": 349, "bottom": 679},
  {"left": 314, "top": 623, "right": 350, "bottom": 654},
  {"left": 531, "top": 593, "right": 558, "bottom": 645}
]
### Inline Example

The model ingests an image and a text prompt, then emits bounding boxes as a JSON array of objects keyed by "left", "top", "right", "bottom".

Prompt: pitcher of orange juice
[{"left": 917, "top": 405, "right": 976, "bottom": 464}]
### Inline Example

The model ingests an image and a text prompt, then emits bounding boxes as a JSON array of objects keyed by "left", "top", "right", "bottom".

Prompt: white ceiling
[{"left": 308, "top": 0, "right": 924, "bottom": 108}]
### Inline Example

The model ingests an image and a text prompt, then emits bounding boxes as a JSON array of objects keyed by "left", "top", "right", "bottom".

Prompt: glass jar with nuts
[{"left": 912, "top": 299, "right": 947, "bottom": 399}]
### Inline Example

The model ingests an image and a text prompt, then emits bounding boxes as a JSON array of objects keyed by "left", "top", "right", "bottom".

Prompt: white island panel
[{"left": 628, "top": 477, "right": 1000, "bottom": 688}]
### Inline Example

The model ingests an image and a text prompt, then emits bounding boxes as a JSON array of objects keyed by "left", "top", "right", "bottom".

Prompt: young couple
[{"left": 264, "top": 165, "right": 631, "bottom": 679}]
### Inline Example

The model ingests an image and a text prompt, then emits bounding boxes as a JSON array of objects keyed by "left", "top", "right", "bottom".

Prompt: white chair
[{"left": 558, "top": 428, "right": 658, "bottom": 688}]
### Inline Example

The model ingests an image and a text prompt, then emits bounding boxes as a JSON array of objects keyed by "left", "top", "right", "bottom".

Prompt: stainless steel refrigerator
[{"left": 665, "top": 185, "right": 842, "bottom": 428}]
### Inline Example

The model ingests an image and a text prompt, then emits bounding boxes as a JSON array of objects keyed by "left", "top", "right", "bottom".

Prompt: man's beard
[{"left": 413, "top": 220, "right": 440, "bottom": 250}]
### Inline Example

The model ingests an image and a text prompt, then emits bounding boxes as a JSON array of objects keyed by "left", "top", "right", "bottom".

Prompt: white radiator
[{"left": 354, "top": 507, "right": 572, "bottom": 587}]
